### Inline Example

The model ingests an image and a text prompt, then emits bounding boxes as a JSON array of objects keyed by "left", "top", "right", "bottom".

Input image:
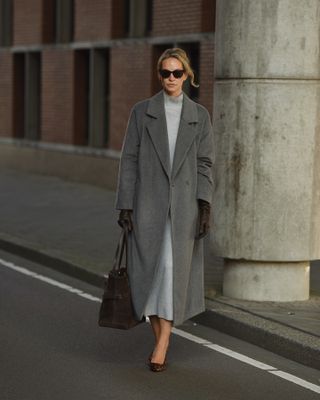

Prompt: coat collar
[
  {"left": 146, "top": 90, "right": 198, "bottom": 123},
  {"left": 146, "top": 90, "right": 199, "bottom": 180}
]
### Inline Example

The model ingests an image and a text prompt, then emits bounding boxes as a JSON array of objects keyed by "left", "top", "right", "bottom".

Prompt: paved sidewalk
[{"left": 0, "top": 169, "right": 319, "bottom": 369}]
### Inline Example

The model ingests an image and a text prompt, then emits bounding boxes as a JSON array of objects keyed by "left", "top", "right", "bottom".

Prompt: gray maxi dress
[{"left": 143, "top": 91, "right": 183, "bottom": 321}]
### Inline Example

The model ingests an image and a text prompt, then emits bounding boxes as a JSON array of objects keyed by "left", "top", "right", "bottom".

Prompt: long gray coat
[{"left": 115, "top": 90, "right": 214, "bottom": 326}]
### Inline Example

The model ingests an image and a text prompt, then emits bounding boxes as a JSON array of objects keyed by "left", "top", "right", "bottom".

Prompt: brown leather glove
[
  {"left": 118, "top": 209, "right": 133, "bottom": 232},
  {"left": 196, "top": 199, "right": 211, "bottom": 239}
]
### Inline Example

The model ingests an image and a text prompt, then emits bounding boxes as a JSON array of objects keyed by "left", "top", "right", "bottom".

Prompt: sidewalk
[{"left": 0, "top": 168, "right": 319, "bottom": 370}]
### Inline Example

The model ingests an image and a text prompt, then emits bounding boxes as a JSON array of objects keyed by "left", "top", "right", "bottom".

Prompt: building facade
[{"left": 0, "top": 0, "right": 215, "bottom": 188}]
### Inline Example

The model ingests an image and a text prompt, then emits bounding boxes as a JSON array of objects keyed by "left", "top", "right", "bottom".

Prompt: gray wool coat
[{"left": 115, "top": 90, "right": 214, "bottom": 326}]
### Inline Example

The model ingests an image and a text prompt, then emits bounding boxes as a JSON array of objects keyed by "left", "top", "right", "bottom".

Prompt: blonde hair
[{"left": 157, "top": 47, "right": 199, "bottom": 88}]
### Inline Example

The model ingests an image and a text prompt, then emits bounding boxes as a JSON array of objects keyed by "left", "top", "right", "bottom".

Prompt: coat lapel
[
  {"left": 145, "top": 90, "right": 199, "bottom": 181},
  {"left": 171, "top": 93, "right": 198, "bottom": 180},
  {"left": 146, "top": 91, "right": 171, "bottom": 178}
]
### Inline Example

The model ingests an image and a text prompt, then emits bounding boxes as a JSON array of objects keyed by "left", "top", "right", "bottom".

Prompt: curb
[
  {"left": 192, "top": 300, "right": 320, "bottom": 371},
  {"left": 0, "top": 238, "right": 104, "bottom": 288},
  {"left": 0, "top": 236, "right": 319, "bottom": 371}
]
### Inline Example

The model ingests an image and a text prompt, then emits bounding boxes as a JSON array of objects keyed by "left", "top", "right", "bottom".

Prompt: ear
[{"left": 182, "top": 73, "right": 188, "bottom": 82}]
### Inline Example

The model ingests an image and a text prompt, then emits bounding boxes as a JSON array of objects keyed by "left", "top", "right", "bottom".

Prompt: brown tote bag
[{"left": 98, "top": 227, "right": 144, "bottom": 329}]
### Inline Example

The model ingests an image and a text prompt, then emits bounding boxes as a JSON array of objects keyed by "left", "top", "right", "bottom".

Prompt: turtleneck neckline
[{"left": 163, "top": 91, "right": 183, "bottom": 104}]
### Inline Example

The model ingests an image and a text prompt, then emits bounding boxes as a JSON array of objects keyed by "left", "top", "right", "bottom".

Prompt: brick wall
[
  {"left": 109, "top": 43, "right": 153, "bottom": 150},
  {"left": 74, "top": 0, "right": 112, "bottom": 42},
  {"left": 152, "top": 0, "right": 202, "bottom": 36},
  {"left": 41, "top": 49, "right": 74, "bottom": 144},
  {"left": 13, "top": 0, "right": 44, "bottom": 45},
  {"left": 0, "top": 51, "right": 13, "bottom": 136},
  {"left": 199, "top": 39, "right": 215, "bottom": 117}
]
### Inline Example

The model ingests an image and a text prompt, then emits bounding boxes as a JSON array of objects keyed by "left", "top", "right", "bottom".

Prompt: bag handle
[{"left": 112, "top": 226, "right": 129, "bottom": 272}]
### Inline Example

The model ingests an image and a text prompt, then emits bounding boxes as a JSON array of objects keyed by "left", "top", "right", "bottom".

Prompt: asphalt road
[{"left": 1, "top": 249, "right": 319, "bottom": 400}]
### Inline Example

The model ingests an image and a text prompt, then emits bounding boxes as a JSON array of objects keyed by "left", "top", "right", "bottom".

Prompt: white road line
[
  {"left": 1, "top": 257, "right": 320, "bottom": 395},
  {"left": 172, "top": 327, "right": 212, "bottom": 345},
  {"left": 204, "top": 343, "right": 276, "bottom": 371},
  {"left": 0, "top": 258, "right": 101, "bottom": 302},
  {"left": 269, "top": 371, "right": 320, "bottom": 394}
]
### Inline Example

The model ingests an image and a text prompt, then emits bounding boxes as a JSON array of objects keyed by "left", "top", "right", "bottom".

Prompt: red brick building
[{"left": 0, "top": 0, "right": 215, "bottom": 188}]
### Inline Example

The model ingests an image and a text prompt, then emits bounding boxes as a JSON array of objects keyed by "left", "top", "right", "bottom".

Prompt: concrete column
[{"left": 213, "top": 0, "right": 320, "bottom": 301}]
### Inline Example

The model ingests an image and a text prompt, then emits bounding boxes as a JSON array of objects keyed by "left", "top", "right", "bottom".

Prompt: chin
[{"left": 165, "top": 87, "right": 179, "bottom": 95}]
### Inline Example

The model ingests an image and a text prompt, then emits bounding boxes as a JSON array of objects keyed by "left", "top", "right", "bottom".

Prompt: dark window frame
[
  {"left": 74, "top": 48, "right": 110, "bottom": 148},
  {"left": 13, "top": 51, "right": 41, "bottom": 140},
  {"left": 0, "top": 0, "right": 13, "bottom": 47},
  {"left": 55, "top": 0, "right": 74, "bottom": 44}
]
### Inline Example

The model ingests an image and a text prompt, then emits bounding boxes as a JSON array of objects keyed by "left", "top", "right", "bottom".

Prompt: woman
[{"left": 115, "top": 48, "right": 214, "bottom": 372}]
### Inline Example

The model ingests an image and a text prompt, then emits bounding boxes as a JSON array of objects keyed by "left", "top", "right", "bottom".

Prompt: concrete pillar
[{"left": 213, "top": 0, "right": 320, "bottom": 301}]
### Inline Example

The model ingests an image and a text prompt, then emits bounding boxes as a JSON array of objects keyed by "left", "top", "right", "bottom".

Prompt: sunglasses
[{"left": 159, "top": 69, "right": 185, "bottom": 79}]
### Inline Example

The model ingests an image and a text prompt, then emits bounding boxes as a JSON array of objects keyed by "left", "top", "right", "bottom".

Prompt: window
[
  {"left": 112, "top": 0, "right": 152, "bottom": 38},
  {"left": 25, "top": 52, "right": 41, "bottom": 139},
  {"left": 89, "top": 49, "right": 109, "bottom": 147},
  {"left": 145, "top": 0, "right": 153, "bottom": 35},
  {"left": 74, "top": 50, "right": 89, "bottom": 145},
  {"left": 13, "top": 52, "right": 41, "bottom": 140},
  {"left": 42, "top": 0, "right": 74, "bottom": 44},
  {"left": 55, "top": 0, "right": 74, "bottom": 43},
  {"left": 125, "top": 0, "right": 151, "bottom": 37},
  {"left": 42, "top": 0, "right": 55, "bottom": 43},
  {"left": 13, "top": 53, "right": 25, "bottom": 138},
  {"left": 0, "top": 0, "right": 12, "bottom": 47},
  {"left": 74, "top": 49, "right": 110, "bottom": 147}
]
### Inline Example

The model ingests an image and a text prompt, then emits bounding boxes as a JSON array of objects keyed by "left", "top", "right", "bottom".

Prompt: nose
[{"left": 169, "top": 73, "right": 175, "bottom": 81}]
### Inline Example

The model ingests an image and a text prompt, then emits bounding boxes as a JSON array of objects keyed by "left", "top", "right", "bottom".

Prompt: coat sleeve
[
  {"left": 196, "top": 109, "right": 214, "bottom": 204},
  {"left": 115, "top": 107, "right": 140, "bottom": 210}
]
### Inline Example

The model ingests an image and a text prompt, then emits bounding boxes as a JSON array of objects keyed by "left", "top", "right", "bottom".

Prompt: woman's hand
[
  {"left": 196, "top": 200, "right": 211, "bottom": 239},
  {"left": 118, "top": 209, "right": 133, "bottom": 232}
]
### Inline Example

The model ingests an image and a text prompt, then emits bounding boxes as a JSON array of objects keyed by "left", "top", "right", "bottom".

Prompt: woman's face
[{"left": 159, "top": 57, "right": 187, "bottom": 97}]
